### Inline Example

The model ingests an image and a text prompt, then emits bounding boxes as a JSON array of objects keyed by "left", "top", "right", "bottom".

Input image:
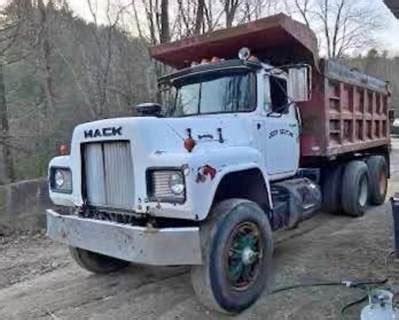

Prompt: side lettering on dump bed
[{"left": 84, "top": 126, "right": 122, "bottom": 139}]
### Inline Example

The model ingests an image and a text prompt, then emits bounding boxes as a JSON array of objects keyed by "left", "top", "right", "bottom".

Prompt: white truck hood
[
  {"left": 51, "top": 114, "right": 266, "bottom": 220},
  {"left": 73, "top": 115, "right": 253, "bottom": 154}
]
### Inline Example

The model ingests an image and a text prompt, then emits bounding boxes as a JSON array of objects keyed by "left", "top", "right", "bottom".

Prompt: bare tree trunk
[
  {"left": 0, "top": 64, "right": 15, "bottom": 183},
  {"left": 194, "top": 0, "right": 205, "bottom": 35},
  {"left": 38, "top": 0, "right": 55, "bottom": 115},
  {"left": 331, "top": 0, "right": 345, "bottom": 58},
  {"left": 160, "top": 0, "right": 170, "bottom": 43},
  {"left": 294, "top": 0, "right": 311, "bottom": 28},
  {"left": 37, "top": 0, "right": 55, "bottom": 157},
  {"left": 224, "top": 0, "right": 240, "bottom": 27},
  {"left": 321, "top": 0, "right": 332, "bottom": 58}
]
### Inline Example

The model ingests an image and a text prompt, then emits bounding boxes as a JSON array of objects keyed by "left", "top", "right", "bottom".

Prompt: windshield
[{"left": 167, "top": 70, "right": 256, "bottom": 117}]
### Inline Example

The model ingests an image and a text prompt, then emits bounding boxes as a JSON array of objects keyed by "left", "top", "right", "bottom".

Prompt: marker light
[
  {"left": 238, "top": 47, "right": 251, "bottom": 60},
  {"left": 58, "top": 144, "right": 69, "bottom": 155},
  {"left": 184, "top": 136, "right": 196, "bottom": 152}
]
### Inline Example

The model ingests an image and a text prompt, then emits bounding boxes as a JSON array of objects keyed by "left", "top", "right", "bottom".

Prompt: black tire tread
[
  {"left": 367, "top": 156, "right": 388, "bottom": 205},
  {"left": 190, "top": 199, "right": 273, "bottom": 314},
  {"left": 69, "top": 247, "right": 129, "bottom": 274},
  {"left": 341, "top": 161, "right": 369, "bottom": 217},
  {"left": 322, "top": 165, "right": 344, "bottom": 214}
]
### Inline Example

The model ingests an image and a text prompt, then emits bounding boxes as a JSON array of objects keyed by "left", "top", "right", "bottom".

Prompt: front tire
[
  {"left": 191, "top": 199, "right": 273, "bottom": 314},
  {"left": 69, "top": 247, "right": 129, "bottom": 274}
]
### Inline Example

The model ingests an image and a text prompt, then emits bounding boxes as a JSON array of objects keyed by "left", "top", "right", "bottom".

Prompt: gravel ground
[{"left": 0, "top": 141, "right": 399, "bottom": 320}]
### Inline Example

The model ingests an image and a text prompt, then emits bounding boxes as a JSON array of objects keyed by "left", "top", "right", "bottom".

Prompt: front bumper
[{"left": 46, "top": 209, "right": 202, "bottom": 265}]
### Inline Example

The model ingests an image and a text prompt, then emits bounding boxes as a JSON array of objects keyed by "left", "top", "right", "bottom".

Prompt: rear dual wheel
[
  {"left": 322, "top": 157, "right": 388, "bottom": 217},
  {"left": 322, "top": 164, "right": 344, "bottom": 214},
  {"left": 341, "top": 161, "right": 369, "bottom": 217},
  {"left": 367, "top": 156, "right": 388, "bottom": 205}
]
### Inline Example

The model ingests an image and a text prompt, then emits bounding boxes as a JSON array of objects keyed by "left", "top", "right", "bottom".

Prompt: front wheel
[
  {"left": 69, "top": 247, "right": 129, "bottom": 274},
  {"left": 191, "top": 199, "right": 273, "bottom": 314}
]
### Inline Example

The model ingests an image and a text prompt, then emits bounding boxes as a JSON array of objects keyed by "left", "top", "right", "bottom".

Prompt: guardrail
[{"left": 0, "top": 178, "right": 51, "bottom": 233}]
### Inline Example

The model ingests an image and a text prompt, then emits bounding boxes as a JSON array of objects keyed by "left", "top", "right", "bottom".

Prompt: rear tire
[
  {"left": 322, "top": 165, "right": 344, "bottom": 214},
  {"left": 367, "top": 156, "right": 388, "bottom": 205},
  {"left": 341, "top": 161, "right": 369, "bottom": 217},
  {"left": 191, "top": 199, "right": 273, "bottom": 314},
  {"left": 69, "top": 247, "right": 129, "bottom": 274}
]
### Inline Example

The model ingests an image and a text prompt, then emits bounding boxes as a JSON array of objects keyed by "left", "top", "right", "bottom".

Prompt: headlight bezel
[
  {"left": 147, "top": 168, "right": 186, "bottom": 204},
  {"left": 50, "top": 167, "right": 73, "bottom": 194}
]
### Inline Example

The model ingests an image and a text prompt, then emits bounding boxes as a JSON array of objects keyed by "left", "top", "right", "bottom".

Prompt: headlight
[
  {"left": 55, "top": 170, "right": 65, "bottom": 188},
  {"left": 169, "top": 172, "right": 184, "bottom": 195},
  {"left": 147, "top": 169, "right": 185, "bottom": 203},
  {"left": 50, "top": 168, "right": 72, "bottom": 193}
]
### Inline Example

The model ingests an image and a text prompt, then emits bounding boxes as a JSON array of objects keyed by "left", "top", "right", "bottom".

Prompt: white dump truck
[{"left": 47, "top": 14, "right": 392, "bottom": 313}]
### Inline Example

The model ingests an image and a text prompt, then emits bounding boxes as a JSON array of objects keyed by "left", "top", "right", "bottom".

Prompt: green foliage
[{"left": 347, "top": 49, "right": 399, "bottom": 113}]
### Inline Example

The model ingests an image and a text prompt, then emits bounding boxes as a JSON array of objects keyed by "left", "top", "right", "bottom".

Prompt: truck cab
[{"left": 160, "top": 57, "right": 302, "bottom": 178}]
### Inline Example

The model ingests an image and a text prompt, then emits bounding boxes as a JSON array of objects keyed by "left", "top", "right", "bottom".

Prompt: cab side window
[{"left": 270, "top": 76, "right": 288, "bottom": 113}]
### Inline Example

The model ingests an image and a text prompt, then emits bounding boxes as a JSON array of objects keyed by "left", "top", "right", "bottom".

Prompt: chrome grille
[{"left": 83, "top": 141, "right": 134, "bottom": 210}]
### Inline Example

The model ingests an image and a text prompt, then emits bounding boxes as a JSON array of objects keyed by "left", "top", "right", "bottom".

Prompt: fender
[
  {"left": 210, "top": 163, "right": 273, "bottom": 208},
  {"left": 184, "top": 146, "right": 274, "bottom": 221}
]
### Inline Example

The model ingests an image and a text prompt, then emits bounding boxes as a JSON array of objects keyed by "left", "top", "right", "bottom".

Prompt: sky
[
  {"left": 374, "top": 0, "right": 399, "bottom": 55},
  {"left": 24, "top": 0, "right": 399, "bottom": 56}
]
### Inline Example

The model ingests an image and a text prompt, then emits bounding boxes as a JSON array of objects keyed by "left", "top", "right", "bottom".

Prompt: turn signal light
[
  {"left": 58, "top": 144, "right": 69, "bottom": 155},
  {"left": 184, "top": 137, "right": 196, "bottom": 153}
]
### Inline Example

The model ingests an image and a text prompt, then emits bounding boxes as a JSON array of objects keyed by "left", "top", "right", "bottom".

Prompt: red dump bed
[
  {"left": 150, "top": 13, "right": 319, "bottom": 68},
  {"left": 150, "top": 14, "right": 391, "bottom": 159},
  {"left": 300, "top": 61, "right": 391, "bottom": 158}
]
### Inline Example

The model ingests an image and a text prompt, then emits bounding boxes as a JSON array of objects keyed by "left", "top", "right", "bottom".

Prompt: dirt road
[{"left": 1, "top": 142, "right": 399, "bottom": 320}]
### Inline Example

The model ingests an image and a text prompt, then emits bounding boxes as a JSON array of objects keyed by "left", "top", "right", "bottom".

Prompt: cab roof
[{"left": 158, "top": 59, "right": 261, "bottom": 84}]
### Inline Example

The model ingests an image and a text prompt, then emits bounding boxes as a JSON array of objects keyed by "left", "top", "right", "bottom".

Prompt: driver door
[{"left": 262, "top": 75, "right": 300, "bottom": 177}]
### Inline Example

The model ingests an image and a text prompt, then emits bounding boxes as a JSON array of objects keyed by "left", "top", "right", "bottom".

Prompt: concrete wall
[{"left": 0, "top": 178, "right": 51, "bottom": 233}]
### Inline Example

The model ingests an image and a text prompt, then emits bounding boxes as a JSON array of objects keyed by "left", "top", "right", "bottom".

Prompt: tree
[
  {"left": 132, "top": 0, "right": 170, "bottom": 45},
  {"left": 223, "top": 0, "right": 241, "bottom": 27},
  {"left": 283, "top": 0, "right": 383, "bottom": 59},
  {"left": 194, "top": 0, "right": 205, "bottom": 34},
  {"left": 0, "top": 63, "right": 14, "bottom": 182},
  {"left": 0, "top": 0, "right": 39, "bottom": 182}
]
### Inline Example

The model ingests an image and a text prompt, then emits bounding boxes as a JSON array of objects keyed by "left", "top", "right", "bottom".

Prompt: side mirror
[{"left": 288, "top": 65, "right": 312, "bottom": 102}]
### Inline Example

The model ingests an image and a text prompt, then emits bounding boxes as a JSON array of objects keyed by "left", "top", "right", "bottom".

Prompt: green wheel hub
[{"left": 225, "top": 221, "right": 263, "bottom": 290}]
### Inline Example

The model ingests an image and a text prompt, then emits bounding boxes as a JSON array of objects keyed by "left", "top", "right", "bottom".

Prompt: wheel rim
[
  {"left": 358, "top": 176, "right": 368, "bottom": 207},
  {"left": 224, "top": 221, "right": 263, "bottom": 290},
  {"left": 379, "top": 169, "right": 387, "bottom": 196}
]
